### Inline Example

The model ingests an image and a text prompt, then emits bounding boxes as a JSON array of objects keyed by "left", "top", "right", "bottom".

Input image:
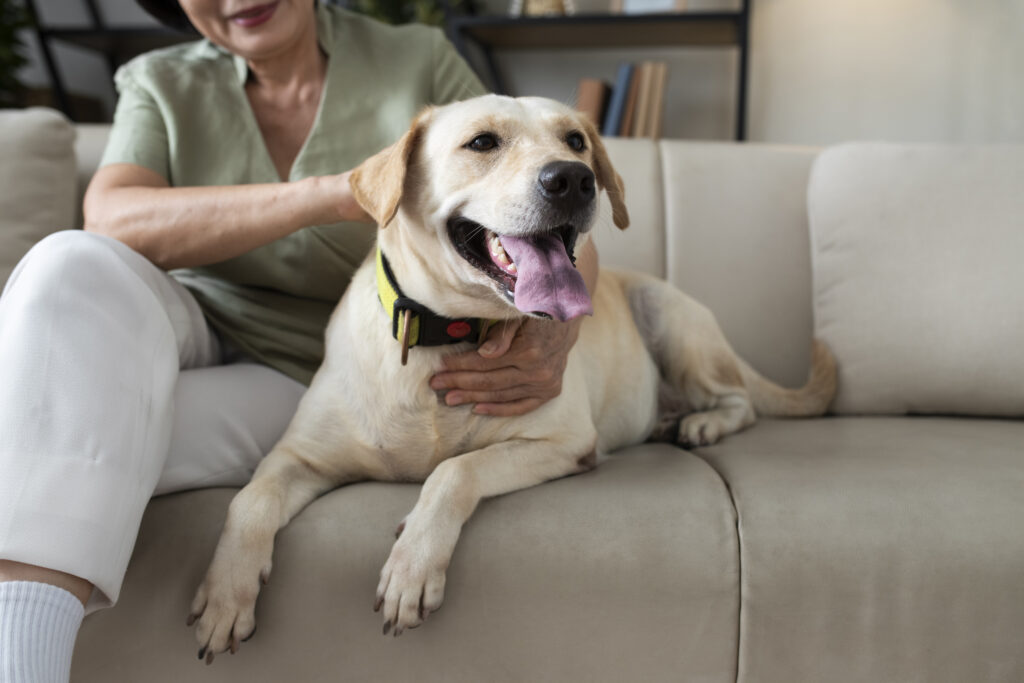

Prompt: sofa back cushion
[
  {"left": 593, "top": 138, "right": 666, "bottom": 278},
  {"left": 0, "top": 108, "right": 77, "bottom": 290},
  {"left": 810, "top": 143, "right": 1024, "bottom": 416},
  {"left": 73, "top": 124, "right": 113, "bottom": 229},
  {"left": 662, "top": 141, "right": 821, "bottom": 389}
]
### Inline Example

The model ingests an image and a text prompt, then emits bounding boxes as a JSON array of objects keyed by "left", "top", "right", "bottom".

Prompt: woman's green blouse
[{"left": 100, "top": 5, "right": 486, "bottom": 384}]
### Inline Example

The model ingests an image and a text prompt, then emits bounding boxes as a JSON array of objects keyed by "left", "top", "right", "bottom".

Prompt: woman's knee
[
  {"left": 5, "top": 231, "right": 135, "bottom": 303},
  {"left": 4, "top": 230, "right": 184, "bottom": 320},
  {"left": 13, "top": 230, "right": 139, "bottom": 289},
  {"left": 3, "top": 229, "right": 217, "bottom": 370}
]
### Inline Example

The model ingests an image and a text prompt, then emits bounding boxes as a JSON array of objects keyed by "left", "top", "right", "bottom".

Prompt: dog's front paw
[
  {"left": 187, "top": 553, "right": 269, "bottom": 664},
  {"left": 374, "top": 536, "right": 448, "bottom": 636}
]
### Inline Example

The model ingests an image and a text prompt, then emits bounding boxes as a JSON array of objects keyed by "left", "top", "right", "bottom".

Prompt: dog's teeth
[{"left": 485, "top": 232, "right": 518, "bottom": 275}]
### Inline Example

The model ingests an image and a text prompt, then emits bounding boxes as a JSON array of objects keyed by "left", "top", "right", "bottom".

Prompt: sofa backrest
[
  {"left": 595, "top": 139, "right": 822, "bottom": 390},
  {"left": 73, "top": 125, "right": 114, "bottom": 230}
]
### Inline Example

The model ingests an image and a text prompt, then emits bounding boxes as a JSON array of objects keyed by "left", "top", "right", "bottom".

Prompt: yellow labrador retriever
[{"left": 188, "top": 95, "right": 836, "bottom": 661}]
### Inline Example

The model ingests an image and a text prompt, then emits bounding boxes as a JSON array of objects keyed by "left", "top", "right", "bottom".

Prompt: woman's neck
[{"left": 244, "top": 14, "right": 326, "bottom": 92}]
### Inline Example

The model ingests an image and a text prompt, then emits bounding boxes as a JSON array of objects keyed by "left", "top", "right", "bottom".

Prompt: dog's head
[{"left": 350, "top": 95, "right": 629, "bottom": 322}]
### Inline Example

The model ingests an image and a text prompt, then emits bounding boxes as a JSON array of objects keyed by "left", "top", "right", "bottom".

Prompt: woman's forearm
[{"left": 83, "top": 167, "right": 364, "bottom": 270}]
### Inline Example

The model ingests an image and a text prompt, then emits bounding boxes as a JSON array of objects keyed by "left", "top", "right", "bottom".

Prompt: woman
[{"left": 0, "top": 0, "right": 597, "bottom": 679}]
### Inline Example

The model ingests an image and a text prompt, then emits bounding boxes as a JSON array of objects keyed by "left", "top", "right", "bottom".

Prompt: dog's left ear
[
  {"left": 582, "top": 119, "right": 630, "bottom": 230},
  {"left": 350, "top": 108, "right": 432, "bottom": 227}
]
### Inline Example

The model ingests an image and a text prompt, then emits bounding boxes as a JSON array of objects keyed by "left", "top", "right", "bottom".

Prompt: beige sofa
[{"left": 2, "top": 108, "right": 1022, "bottom": 682}]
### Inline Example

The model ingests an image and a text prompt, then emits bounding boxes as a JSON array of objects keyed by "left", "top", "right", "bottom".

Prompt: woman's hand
[
  {"left": 430, "top": 316, "right": 583, "bottom": 417},
  {"left": 333, "top": 170, "right": 373, "bottom": 224},
  {"left": 429, "top": 240, "right": 599, "bottom": 417}
]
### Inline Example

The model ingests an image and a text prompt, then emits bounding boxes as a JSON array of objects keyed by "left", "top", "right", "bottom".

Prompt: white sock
[{"left": 0, "top": 581, "right": 84, "bottom": 683}]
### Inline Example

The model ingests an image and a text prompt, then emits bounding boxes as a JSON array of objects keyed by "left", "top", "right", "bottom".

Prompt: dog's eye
[
  {"left": 466, "top": 134, "right": 499, "bottom": 152},
  {"left": 566, "top": 132, "right": 586, "bottom": 152}
]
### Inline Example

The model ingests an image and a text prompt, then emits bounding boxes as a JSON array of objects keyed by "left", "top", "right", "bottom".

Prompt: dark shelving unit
[
  {"left": 24, "top": 0, "right": 194, "bottom": 120},
  {"left": 447, "top": 1, "right": 751, "bottom": 140},
  {"left": 38, "top": 27, "right": 189, "bottom": 56}
]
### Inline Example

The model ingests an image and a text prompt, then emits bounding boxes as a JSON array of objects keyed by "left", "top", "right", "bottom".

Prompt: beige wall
[
  {"left": 748, "top": 0, "right": 1024, "bottom": 144},
  {"left": 487, "top": 0, "right": 1024, "bottom": 144}
]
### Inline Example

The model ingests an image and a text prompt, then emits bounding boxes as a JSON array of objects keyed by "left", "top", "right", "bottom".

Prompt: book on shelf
[
  {"left": 590, "top": 61, "right": 669, "bottom": 139},
  {"left": 646, "top": 61, "right": 668, "bottom": 139},
  {"left": 631, "top": 61, "right": 654, "bottom": 137},
  {"left": 601, "top": 63, "right": 635, "bottom": 137},
  {"left": 618, "top": 67, "right": 642, "bottom": 137},
  {"left": 574, "top": 78, "right": 611, "bottom": 128}
]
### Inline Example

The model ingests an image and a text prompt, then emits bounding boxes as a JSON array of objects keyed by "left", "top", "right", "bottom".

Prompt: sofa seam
[
  {"left": 655, "top": 140, "right": 668, "bottom": 279},
  {"left": 691, "top": 449, "right": 743, "bottom": 683}
]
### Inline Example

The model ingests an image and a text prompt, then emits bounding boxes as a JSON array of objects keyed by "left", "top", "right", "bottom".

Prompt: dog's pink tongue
[{"left": 499, "top": 234, "right": 592, "bottom": 322}]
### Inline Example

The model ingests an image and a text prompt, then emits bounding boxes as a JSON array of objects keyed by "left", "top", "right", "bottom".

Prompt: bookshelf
[
  {"left": 446, "top": 1, "right": 751, "bottom": 140},
  {"left": 23, "top": 0, "right": 193, "bottom": 120}
]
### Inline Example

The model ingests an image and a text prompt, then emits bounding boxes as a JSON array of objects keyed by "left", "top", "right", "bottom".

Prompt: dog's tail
[{"left": 738, "top": 339, "right": 838, "bottom": 417}]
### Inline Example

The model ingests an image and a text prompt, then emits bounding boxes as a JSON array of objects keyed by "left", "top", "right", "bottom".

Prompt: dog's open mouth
[{"left": 447, "top": 217, "right": 593, "bottom": 322}]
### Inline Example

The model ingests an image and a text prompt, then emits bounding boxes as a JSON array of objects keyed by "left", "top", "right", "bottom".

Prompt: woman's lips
[{"left": 229, "top": 2, "right": 279, "bottom": 28}]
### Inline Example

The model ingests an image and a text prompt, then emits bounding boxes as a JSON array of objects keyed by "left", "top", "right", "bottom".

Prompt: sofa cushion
[
  {"left": 661, "top": 142, "right": 820, "bottom": 389},
  {"left": 698, "top": 417, "right": 1024, "bottom": 683},
  {"left": 73, "top": 444, "right": 740, "bottom": 682},
  {"left": 593, "top": 138, "right": 666, "bottom": 277},
  {"left": 0, "top": 108, "right": 78, "bottom": 291},
  {"left": 809, "top": 143, "right": 1024, "bottom": 416},
  {"left": 72, "top": 124, "right": 113, "bottom": 229}
]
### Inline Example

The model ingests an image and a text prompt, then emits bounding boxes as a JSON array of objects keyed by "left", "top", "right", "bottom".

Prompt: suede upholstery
[{"left": 0, "top": 111, "right": 1019, "bottom": 681}]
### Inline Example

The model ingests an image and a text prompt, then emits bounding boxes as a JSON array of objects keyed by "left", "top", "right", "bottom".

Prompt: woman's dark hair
[{"left": 136, "top": 0, "right": 196, "bottom": 33}]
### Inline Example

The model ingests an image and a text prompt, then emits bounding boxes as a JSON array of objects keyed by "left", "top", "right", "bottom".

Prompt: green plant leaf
[{"left": 0, "top": 0, "right": 30, "bottom": 105}]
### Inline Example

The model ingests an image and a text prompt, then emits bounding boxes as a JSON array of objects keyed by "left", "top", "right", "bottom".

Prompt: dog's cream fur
[{"left": 188, "top": 95, "right": 837, "bottom": 660}]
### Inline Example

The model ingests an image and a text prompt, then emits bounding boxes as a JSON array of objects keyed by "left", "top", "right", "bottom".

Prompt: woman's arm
[
  {"left": 83, "top": 163, "right": 369, "bottom": 270},
  {"left": 430, "top": 239, "right": 600, "bottom": 416}
]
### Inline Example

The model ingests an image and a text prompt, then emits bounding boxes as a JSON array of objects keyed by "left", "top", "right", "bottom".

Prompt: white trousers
[{"left": 0, "top": 232, "right": 307, "bottom": 613}]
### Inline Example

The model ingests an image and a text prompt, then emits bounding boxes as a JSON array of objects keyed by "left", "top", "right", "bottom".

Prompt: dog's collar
[{"left": 376, "top": 247, "right": 493, "bottom": 365}]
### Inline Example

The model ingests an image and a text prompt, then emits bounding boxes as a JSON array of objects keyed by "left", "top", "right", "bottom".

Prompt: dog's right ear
[
  {"left": 350, "top": 108, "right": 432, "bottom": 228},
  {"left": 579, "top": 117, "right": 629, "bottom": 230}
]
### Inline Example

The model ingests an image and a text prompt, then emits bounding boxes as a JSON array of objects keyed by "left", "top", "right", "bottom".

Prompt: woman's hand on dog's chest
[{"left": 429, "top": 316, "right": 581, "bottom": 417}]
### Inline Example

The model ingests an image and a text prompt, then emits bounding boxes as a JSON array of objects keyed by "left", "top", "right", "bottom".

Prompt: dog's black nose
[{"left": 537, "top": 161, "right": 596, "bottom": 209}]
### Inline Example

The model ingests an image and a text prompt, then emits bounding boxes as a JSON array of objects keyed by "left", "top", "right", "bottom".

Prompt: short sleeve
[
  {"left": 99, "top": 64, "right": 171, "bottom": 179},
  {"left": 430, "top": 29, "right": 489, "bottom": 105}
]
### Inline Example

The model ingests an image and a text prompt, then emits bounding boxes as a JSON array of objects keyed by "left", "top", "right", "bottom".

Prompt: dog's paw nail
[
  {"left": 205, "top": 650, "right": 215, "bottom": 665},
  {"left": 383, "top": 620, "right": 392, "bottom": 635},
  {"left": 242, "top": 626, "right": 257, "bottom": 643},
  {"left": 186, "top": 614, "right": 196, "bottom": 627},
  {"left": 374, "top": 596, "right": 383, "bottom": 612},
  {"left": 197, "top": 647, "right": 206, "bottom": 661},
  {"left": 394, "top": 627, "right": 403, "bottom": 637}
]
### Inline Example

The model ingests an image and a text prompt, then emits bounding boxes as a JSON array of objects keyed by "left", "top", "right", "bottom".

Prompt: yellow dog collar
[{"left": 376, "top": 247, "right": 493, "bottom": 365}]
